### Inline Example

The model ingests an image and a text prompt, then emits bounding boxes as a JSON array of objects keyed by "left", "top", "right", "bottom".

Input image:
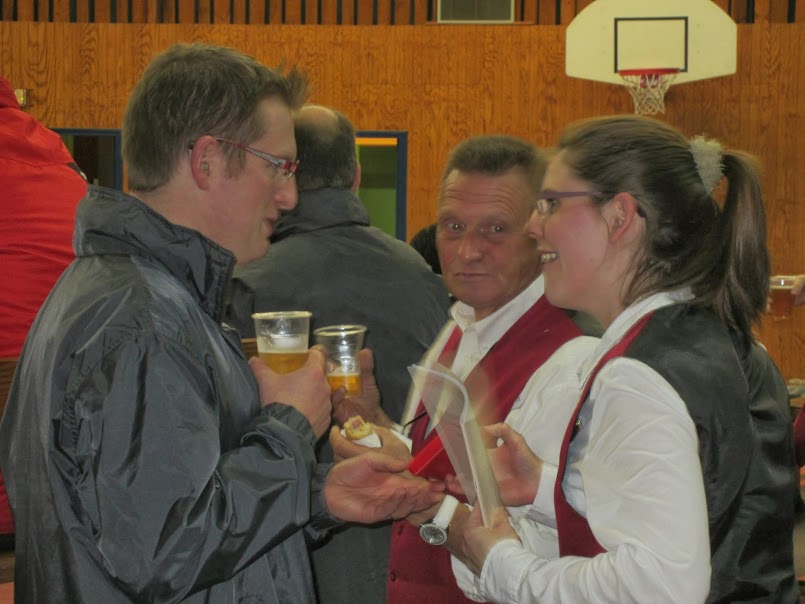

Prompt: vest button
[
  {"left": 397, "top": 524, "right": 404, "bottom": 535},
  {"left": 389, "top": 571, "right": 397, "bottom": 581}
]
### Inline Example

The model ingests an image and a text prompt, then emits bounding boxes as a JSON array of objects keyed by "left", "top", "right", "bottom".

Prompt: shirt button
[
  {"left": 389, "top": 571, "right": 397, "bottom": 581},
  {"left": 397, "top": 524, "right": 404, "bottom": 535}
]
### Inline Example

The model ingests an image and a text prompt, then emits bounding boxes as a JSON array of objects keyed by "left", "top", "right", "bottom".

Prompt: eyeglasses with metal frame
[{"left": 189, "top": 137, "right": 299, "bottom": 179}]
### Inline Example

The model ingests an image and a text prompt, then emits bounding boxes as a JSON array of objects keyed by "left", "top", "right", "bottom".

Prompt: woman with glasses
[{"left": 448, "top": 115, "right": 797, "bottom": 603}]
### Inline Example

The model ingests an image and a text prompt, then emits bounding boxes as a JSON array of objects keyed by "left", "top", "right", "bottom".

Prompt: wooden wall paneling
[
  {"left": 390, "top": 0, "right": 408, "bottom": 24},
  {"left": 521, "top": 0, "right": 537, "bottom": 24},
  {"left": 322, "top": 0, "right": 341, "bottom": 23},
  {"left": 114, "top": 0, "right": 128, "bottom": 22},
  {"left": 161, "top": 0, "right": 176, "bottom": 22},
  {"left": 411, "top": 0, "right": 426, "bottom": 23},
  {"left": 754, "top": 0, "right": 770, "bottom": 21},
  {"left": 1, "top": 21, "right": 802, "bottom": 374},
  {"left": 177, "top": 0, "right": 195, "bottom": 23},
  {"left": 233, "top": 0, "right": 247, "bottom": 23},
  {"left": 559, "top": 0, "right": 574, "bottom": 24},
  {"left": 797, "top": 0, "right": 804, "bottom": 23},
  {"left": 213, "top": 0, "right": 230, "bottom": 22},
  {"left": 304, "top": 0, "right": 319, "bottom": 23},
  {"left": 267, "top": 0, "right": 283, "bottom": 23},
  {"left": 17, "top": 0, "right": 35, "bottom": 20},
  {"left": 353, "top": 0, "right": 371, "bottom": 24},
  {"left": 376, "top": 0, "right": 390, "bottom": 24},
  {"left": 52, "top": 0, "right": 71, "bottom": 21},
  {"left": 76, "top": 0, "right": 89, "bottom": 21},
  {"left": 130, "top": 0, "right": 146, "bottom": 22},
  {"left": 576, "top": 0, "right": 595, "bottom": 11},
  {"left": 284, "top": 0, "right": 302, "bottom": 22},
  {"left": 0, "top": 0, "right": 13, "bottom": 20},
  {"left": 731, "top": 0, "right": 749, "bottom": 23},
  {"left": 248, "top": 0, "right": 266, "bottom": 23},
  {"left": 94, "top": 0, "right": 111, "bottom": 22},
  {"left": 536, "top": 0, "right": 556, "bottom": 25}
]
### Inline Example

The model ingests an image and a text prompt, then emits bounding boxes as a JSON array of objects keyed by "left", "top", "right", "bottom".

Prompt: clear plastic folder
[{"left": 408, "top": 363, "right": 503, "bottom": 527}]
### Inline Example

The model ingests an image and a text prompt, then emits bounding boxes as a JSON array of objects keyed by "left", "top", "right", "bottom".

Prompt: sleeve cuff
[{"left": 526, "top": 461, "right": 558, "bottom": 529}]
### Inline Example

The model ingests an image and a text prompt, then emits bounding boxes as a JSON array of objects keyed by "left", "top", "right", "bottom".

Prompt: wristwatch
[{"left": 419, "top": 495, "right": 459, "bottom": 546}]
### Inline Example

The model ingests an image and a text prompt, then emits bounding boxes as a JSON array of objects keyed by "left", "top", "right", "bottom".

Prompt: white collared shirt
[
  {"left": 399, "top": 276, "right": 548, "bottom": 429},
  {"left": 452, "top": 290, "right": 711, "bottom": 604}
]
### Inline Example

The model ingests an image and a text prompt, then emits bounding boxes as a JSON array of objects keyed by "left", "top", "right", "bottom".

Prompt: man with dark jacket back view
[{"left": 226, "top": 104, "right": 451, "bottom": 604}]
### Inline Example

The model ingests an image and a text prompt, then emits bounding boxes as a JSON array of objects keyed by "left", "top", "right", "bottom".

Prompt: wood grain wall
[
  {"left": 0, "top": 21, "right": 803, "bottom": 378},
  {"left": 0, "top": 0, "right": 801, "bottom": 24}
]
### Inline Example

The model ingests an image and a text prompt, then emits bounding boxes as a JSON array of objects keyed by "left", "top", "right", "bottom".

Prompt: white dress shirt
[
  {"left": 400, "top": 276, "right": 548, "bottom": 430},
  {"left": 452, "top": 290, "right": 711, "bottom": 604}
]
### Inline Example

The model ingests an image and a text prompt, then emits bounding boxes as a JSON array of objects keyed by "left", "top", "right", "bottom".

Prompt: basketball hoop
[{"left": 619, "top": 68, "right": 679, "bottom": 115}]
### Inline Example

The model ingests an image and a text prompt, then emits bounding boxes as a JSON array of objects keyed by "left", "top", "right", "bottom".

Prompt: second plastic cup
[
  {"left": 314, "top": 324, "right": 367, "bottom": 395},
  {"left": 252, "top": 311, "right": 311, "bottom": 373}
]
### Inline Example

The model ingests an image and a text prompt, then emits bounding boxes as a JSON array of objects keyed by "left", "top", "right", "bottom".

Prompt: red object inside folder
[{"left": 408, "top": 434, "right": 453, "bottom": 479}]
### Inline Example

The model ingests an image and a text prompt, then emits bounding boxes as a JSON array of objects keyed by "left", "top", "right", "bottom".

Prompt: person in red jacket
[{"left": 0, "top": 76, "right": 87, "bottom": 546}]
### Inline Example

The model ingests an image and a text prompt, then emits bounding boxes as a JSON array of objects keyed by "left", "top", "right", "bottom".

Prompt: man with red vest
[
  {"left": 0, "top": 77, "right": 87, "bottom": 548},
  {"left": 333, "top": 135, "right": 599, "bottom": 603}
]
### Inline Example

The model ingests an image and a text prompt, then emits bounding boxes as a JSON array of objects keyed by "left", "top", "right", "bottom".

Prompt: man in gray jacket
[
  {"left": 0, "top": 44, "right": 441, "bottom": 603},
  {"left": 226, "top": 104, "right": 450, "bottom": 603}
]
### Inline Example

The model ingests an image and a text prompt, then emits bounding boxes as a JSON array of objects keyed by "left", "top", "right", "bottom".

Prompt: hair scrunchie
[{"left": 689, "top": 135, "right": 724, "bottom": 195}]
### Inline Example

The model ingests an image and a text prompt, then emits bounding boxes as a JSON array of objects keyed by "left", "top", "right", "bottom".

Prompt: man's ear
[
  {"left": 603, "top": 192, "right": 642, "bottom": 242},
  {"left": 189, "top": 136, "right": 218, "bottom": 190},
  {"left": 351, "top": 163, "right": 362, "bottom": 192}
]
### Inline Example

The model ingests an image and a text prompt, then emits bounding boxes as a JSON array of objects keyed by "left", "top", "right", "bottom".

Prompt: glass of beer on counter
[
  {"left": 769, "top": 275, "right": 797, "bottom": 321},
  {"left": 252, "top": 311, "right": 311, "bottom": 373},
  {"left": 314, "top": 324, "right": 367, "bottom": 395}
]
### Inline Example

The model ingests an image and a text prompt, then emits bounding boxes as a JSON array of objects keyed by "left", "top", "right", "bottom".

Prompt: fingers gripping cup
[
  {"left": 769, "top": 276, "right": 797, "bottom": 321},
  {"left": 314, "top": 325, "right": 367, "bottom": 395},
  {"left": 252, "top": 311, "right": 311, "bottom": 373}
]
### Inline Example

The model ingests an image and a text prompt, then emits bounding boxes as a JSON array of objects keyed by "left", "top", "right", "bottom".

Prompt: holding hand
[
  {"left": 460, "top": 505, "right": 520, "bottom": 577},
  {"left": 249, "top": 350, "right": 332, "bottom": 438},
  {"left": 331, "top": 349, "right": 394, "bottom": 428},
  {"left": 481, "top": 423, "right": 543, "bottom": 507},
  {"left": 329, "top": 424, "right": 413, "bottom": 463},
  {"left": 793, "top": 275, "right": 805, "bottom": 307},
  {"left": 324, "top": 452, "right": 444, "bottom": 524}
]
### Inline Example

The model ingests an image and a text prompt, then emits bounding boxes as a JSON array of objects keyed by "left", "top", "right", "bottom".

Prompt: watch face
[{"left": 419, "top": 523, "right": 448, "bottom": 546}]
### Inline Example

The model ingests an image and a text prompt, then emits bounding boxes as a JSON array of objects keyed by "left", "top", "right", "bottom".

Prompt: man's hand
[
  {"left": 324, "top": 453, "right": 444, "bottom": 524},
  {"left": 331, "top": 349, "right": 393, "bottom": 428},
  {"left": 793, "top": 275, "right": 805, "bottom": 307},
  {"left": 249, "top": 350, "right": 332, "bottom": 438},
  {"left": 483, "top": 423, "right": 542, "bottom": 507},
  {"left": 460, "top": 505, "right": 520, "bottom": 577},
  {"left": 330, "top": 425, "right": 412, "bottom": 463}
]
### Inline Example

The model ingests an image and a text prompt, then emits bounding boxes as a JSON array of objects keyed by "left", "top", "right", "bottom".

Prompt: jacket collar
[
  {"left": 74, "top": 186, "right": 236, "bottom": 323},
  {"left": 272, "top": 187, "right": 370, "bottom": 242}
]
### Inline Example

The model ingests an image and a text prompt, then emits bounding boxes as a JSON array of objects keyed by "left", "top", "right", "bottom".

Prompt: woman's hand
[
  {"left": 483, "top": 423, "right": 543, "bottom": 507},
  {"left": 460, "top": 504, "right": 520, "bottom": 577}
]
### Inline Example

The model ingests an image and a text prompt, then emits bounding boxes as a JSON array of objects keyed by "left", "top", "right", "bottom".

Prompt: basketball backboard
[{"left": 566, "top": 0, "right": 737, "bottom": 86}]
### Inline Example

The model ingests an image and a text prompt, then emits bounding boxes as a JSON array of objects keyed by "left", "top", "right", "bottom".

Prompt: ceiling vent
[{"left": 437, "top": 0, "right": 515, "bottom": 23}]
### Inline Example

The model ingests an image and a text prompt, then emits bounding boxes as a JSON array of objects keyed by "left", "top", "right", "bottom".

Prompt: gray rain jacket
[{"left": 0, "top": 185, "right": 338, "bottom": 602}]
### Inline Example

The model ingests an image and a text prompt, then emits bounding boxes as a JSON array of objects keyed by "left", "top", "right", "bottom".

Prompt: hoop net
[{"left": 619, "top": 69, "right": 679, "bottom": 115}]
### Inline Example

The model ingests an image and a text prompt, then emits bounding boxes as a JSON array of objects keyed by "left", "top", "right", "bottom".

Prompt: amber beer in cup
[
  {"left": 252, "top": 311, "right": 311, "bottom": 373},
  {"left": 314, "top": 324, "right": 367, "bottom": 395},
  {"left": 769, "top": 276, "right": 796, "bottom": 321}
]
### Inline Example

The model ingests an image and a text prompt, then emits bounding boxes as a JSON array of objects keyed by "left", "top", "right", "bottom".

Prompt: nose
[
  {"left": 457, "top": 230, "right": 484, "bottom": 262},
  {"left": 275, "top": 177, "right": 298, "bottom": 211},
  {"left": 527, "top": 208, "right": 544, "bottom": 241}
]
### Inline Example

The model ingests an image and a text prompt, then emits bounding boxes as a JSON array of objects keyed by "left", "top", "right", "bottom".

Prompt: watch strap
[{"left": 432, "top": 495, "right": 459, "bottom": 529}]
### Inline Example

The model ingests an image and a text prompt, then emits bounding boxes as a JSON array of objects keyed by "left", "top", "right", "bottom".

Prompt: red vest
[
  {"left": 555, "top": 313, "right": 653, "bottom": 557},
  {"left": 387, "top": 296, "right": 584, "bottom": 603}
]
